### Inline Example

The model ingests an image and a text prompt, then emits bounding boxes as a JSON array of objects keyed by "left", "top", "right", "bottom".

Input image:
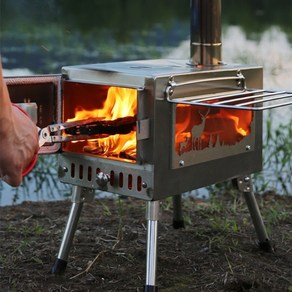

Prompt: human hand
[{"left": 0, "top": 64, "right": 39, "bottom": 187}]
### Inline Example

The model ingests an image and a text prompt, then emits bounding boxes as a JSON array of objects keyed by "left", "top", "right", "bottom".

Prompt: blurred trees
[{"left": 1, "top": 0, "right": 292, "bottom": 37}]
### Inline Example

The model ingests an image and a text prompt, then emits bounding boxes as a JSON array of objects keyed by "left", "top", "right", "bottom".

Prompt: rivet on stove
[
  {"left": 245, "top": 145, "right": 251, "bottom": 151},
  {"left": 58, "top": 165, "right": 68, "bottom": 178},
  {"left": 179, "top": 160, "right": 185, "bottom": 167},
  {"left": 96, "top": 172, "right": 110, "bottom": 187},
  {"left": 142, "top": 182, "right": 147, "bottom": 189}
]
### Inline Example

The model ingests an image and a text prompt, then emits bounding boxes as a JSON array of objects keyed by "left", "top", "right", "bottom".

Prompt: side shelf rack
[{"left": 167, "top": 89, "right": 292, "bottom": 111}]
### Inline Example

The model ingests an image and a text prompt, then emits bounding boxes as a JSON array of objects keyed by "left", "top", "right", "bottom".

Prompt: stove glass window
[{"left": 175, "top": 104, "right": 253, "bottom": 156}]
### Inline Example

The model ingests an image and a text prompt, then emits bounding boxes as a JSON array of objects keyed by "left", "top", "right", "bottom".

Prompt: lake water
[{"left": 1, "top": 1, "right": 291, "bottom": 205}]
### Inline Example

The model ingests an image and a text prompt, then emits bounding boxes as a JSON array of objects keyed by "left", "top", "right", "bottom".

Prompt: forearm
[
  {"left": 0, "top": 61, "right": 39, "bottom": 186},
  {"left": 0, "top": 63, "right": 13, "bottom": 134}
]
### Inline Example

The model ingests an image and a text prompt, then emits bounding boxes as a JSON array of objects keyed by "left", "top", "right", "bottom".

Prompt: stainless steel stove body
[{"left": 57, "top": 59, "right": 263, "bottom": 201}]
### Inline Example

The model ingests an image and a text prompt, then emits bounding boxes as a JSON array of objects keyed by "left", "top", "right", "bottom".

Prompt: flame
[
  {"left": 67, "top": 87, "right": 137, "bottom": 159},
  {"left": 176, "top": 104, "right": 253, "bottom": 155}
]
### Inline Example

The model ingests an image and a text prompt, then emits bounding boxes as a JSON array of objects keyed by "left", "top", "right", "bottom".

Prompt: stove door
[{"left": 5, "top": 75, "right": 62, "bottom": 154}]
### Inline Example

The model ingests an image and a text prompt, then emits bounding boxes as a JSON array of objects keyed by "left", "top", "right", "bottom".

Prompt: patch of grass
[
  {"left": 264, "top": 207, "right": 289, "bottom": 225},
  {"left": 262, "top": 205, "right": 290, "bottom": 235},
  {"left": 33, "top": 223, "right": 44, "bottom": 236},
  {"left": 210, "top": 217, "right": 240, "bottom": 233},
  {"left": 100, "top": 201, "right": 112, "bottom": 216},
  {"left": 255, "top": 113, "right": 292, "bottom": 194}
]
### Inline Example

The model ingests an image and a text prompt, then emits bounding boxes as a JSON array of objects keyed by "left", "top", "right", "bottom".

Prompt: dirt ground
[{"left": 0, "top": 191, "right": 291, "bottom": 292}]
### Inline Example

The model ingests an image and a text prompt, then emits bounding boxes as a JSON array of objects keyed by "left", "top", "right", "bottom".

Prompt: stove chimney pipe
[{"left": 190, "top": 0, "right": 222, "bottom": 66}]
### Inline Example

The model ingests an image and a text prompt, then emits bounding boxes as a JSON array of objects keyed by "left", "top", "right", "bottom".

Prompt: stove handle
[{"left": 165, "top": 70, "right": 246, "bottom": 100}]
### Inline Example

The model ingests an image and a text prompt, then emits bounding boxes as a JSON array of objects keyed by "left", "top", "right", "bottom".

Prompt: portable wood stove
[{"left": 5, "top": 0, "right": 292, "bottom": 290}]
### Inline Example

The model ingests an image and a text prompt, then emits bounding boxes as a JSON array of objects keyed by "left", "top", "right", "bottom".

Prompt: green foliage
[
  {"left": 2, "top": 0, "right": 292, "bottom": 73},
  {"left": 210, "top": 217, "right": 240, "bottom": 233},
  {"left": 222, "top": 0, "right": 292, "bottom": 37},
  {"left": 254, "top": 111, "right": 292, "bottom": 195},
  {"left": 264, "top": 207, "right": 289, "bottom": 225},
  {"left": 100, "top": 201, "right": 112, "bottom": 217}
]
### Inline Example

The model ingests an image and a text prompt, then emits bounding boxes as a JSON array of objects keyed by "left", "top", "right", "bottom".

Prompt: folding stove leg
[
  {"left": 144, "top": 200, "right": 160, "bottom": 292},
  {"left": 172, "top": 194, "right": 185, "bottom": 229},
  {"left": 236, "top": 175, "right": 273, "bottom": 252},
  {"left": 51, "top": 186, "right": 95, "bottom": 275}
]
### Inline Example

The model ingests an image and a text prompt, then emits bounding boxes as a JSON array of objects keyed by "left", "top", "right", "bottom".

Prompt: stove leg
[
  {"left": 144, "top": 200, "right": 160, "bottom": 292},
  {"left": 51, "top": 186, "right": 95, "bottom": 275},
  {"left": 172, "top": 194, "right": 185, "bottom": 229},
  {"left": 236, "top": 175, "right": 273, "bottom": 252}
]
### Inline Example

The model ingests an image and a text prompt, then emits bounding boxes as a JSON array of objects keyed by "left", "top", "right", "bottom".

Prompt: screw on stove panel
[
  {"left": 58, "top": 166, "right": 68, "bottom": 178},
  {"left": 236, "top": 70, "right": 246, "bottom": 89},
  {"left": 237, "top": 175, "right": 253, "bottom": 192},
  {"left": 96, "top": 172, "right": 110, "bottom": 187},
  {"left": 165, "top": 76, "right": 175, "bottom": 98}
]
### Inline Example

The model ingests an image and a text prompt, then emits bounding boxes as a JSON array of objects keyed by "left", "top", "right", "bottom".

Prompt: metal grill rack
[{"left": 166, "top": 73, "right": 292, "bottom": 111}]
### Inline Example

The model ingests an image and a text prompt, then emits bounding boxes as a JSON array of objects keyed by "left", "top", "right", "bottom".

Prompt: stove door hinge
[{"left": 137, "top": 118, "right": 150, "bottom": 140}]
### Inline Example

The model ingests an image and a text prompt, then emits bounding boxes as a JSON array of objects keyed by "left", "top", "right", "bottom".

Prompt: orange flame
[
  {"left": 67, "top": 87, "right": 137, "bottom": 159},
  {"left": 176, "top": 104, "right": 253, "bottom": 155}
]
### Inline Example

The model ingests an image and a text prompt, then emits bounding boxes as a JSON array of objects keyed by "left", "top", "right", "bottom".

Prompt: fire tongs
[{"left": 38, "top": 116, "right": 136, "bottom": 147}]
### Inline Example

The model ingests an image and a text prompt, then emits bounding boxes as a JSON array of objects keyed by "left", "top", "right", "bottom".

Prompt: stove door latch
[{"left": 136, "top": 118, "right": 150, "bottom": 141}]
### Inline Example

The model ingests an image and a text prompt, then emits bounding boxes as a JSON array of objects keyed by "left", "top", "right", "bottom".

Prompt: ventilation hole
[
  {"left": 87, "top": 166, "right": 92, "bottom": 181},
  {"left": 110, "top": 170, "right": 115, "bottom": 186},
  {"left": 71, "top": 163, "right": 75, "bottom": 178},
  {"left": 119, "top": 172, "right": 124, "bottom": 188},
  {"left": 128, "top": 174, "right": 133, "bottom": 190},
  {"left": 137, "top": 176, "right": 142, "bottom": 192},
  {"left": 79, "top": 165, "right": 83, "bottom": 179}
]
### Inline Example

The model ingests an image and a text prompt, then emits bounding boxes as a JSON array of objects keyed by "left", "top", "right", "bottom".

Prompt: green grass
[{"left": 255, "top": 113, "right": 292, "bottom": 195}]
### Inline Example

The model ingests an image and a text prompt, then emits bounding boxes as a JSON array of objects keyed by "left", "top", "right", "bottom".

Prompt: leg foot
[
  {"left": 144, "top": 285, "right": 159, "bottom": 292},
  {"left": 50, "top": 258, "right": 67, "bottom": 275},
  {"left": 173, "top": 219, "right": 185, "bottom": 229},
  {"left": 172, "top": 194, "right": 185, "bottom": 229},
  {"left": 236, "top": 176, "right": 273, "bottom": 252},
  {"left": 258, "top": 239, "right": 274, "bottom": 252},
  {"left": 51, "top": 186, "right": 95, "bottom": 275}
]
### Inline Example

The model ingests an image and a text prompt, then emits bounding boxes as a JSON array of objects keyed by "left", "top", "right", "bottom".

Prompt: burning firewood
[{"left": 65, "top": 116, "right": 136, "bottom": 136}]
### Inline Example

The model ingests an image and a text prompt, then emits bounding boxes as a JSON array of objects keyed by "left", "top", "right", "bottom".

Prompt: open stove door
[{"left": 5, "top": 75, "right": 62, "bottom": 154}]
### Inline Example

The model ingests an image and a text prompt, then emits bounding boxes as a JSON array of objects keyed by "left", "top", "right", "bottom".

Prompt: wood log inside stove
[{"left": 65, "top": 116, "right": 136, "bottom": 136}]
